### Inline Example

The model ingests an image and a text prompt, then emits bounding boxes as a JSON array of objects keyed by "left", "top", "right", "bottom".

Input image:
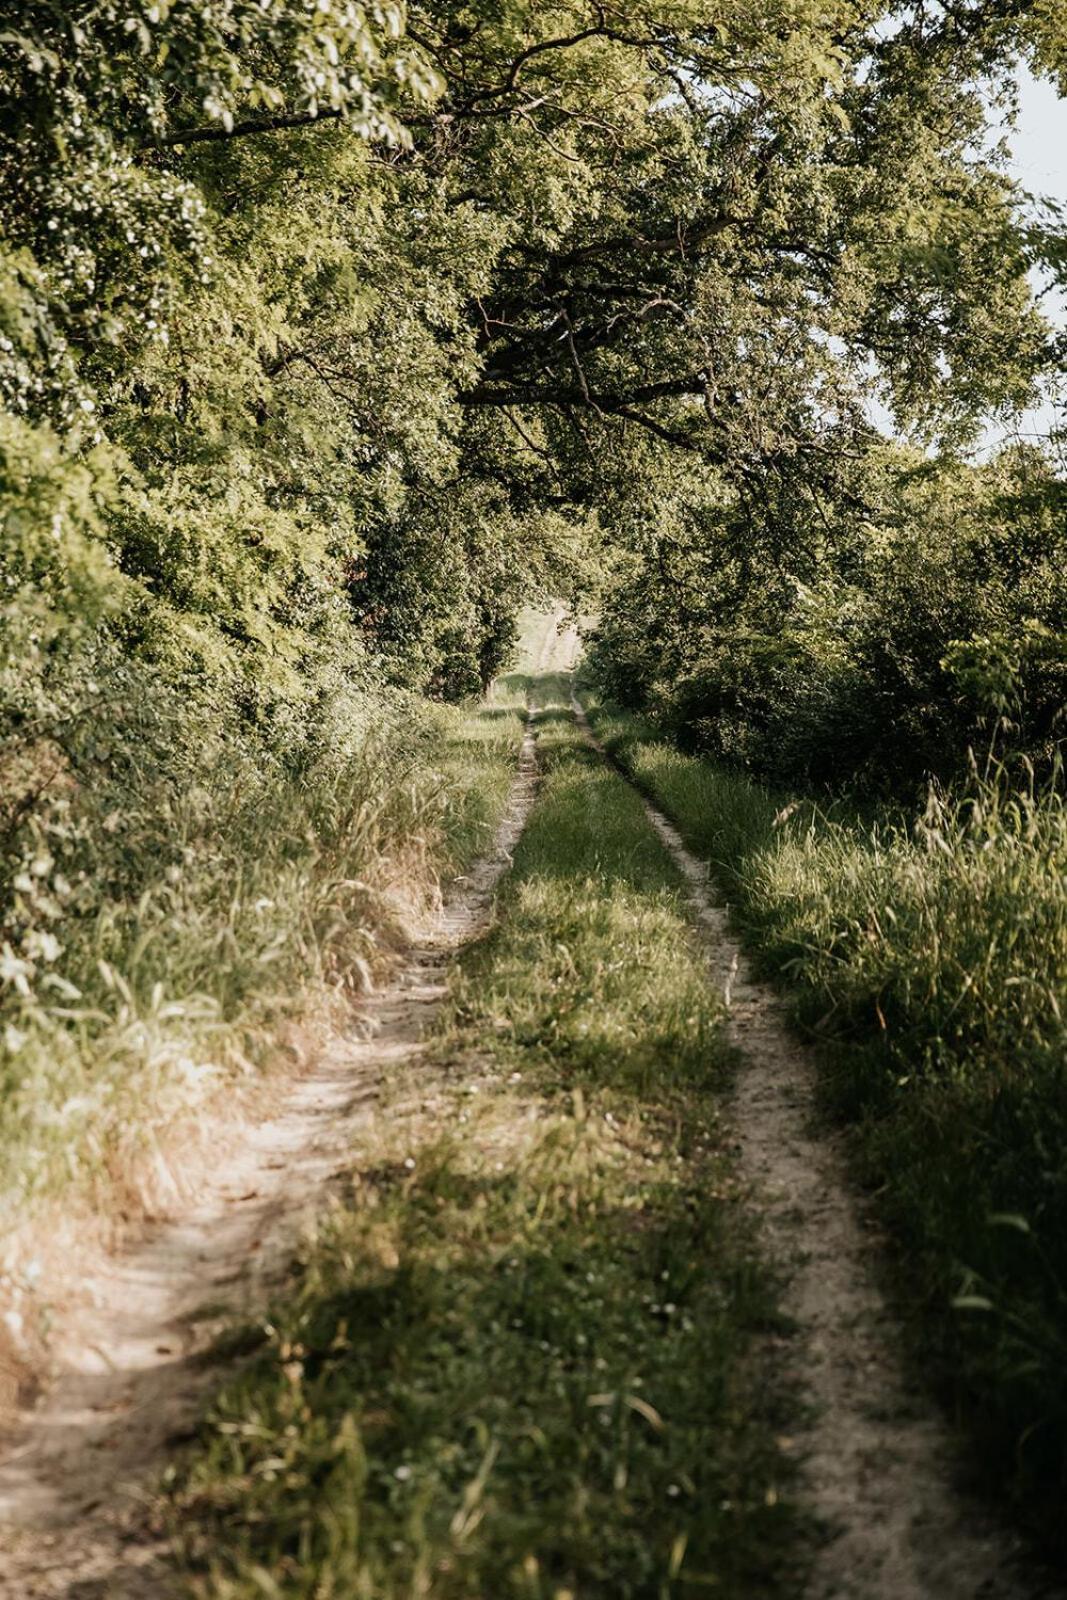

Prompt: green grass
[
  {"left": 0, "top": 678, "right": 527, "bottom": 1228},
  {"left": 163, "top": 673, "right": 800, "bottom": 1599},
  {"left": 582, "top": 688, "right": 1067, "bottom": 1556}
]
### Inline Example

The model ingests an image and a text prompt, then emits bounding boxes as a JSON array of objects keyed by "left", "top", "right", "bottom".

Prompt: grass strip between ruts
[{"left": 163, "top": 672, "right": 800, "bottom": 1600}]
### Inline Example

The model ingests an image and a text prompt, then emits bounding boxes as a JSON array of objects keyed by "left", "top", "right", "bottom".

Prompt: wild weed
[{"left": 0, "top": 673, "right": 525, "bottom": 1228}]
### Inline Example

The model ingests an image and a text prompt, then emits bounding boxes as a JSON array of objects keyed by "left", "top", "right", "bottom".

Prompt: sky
[
  {"left": 983, "top": 64, "right": 1067, "bottom": 450},
  {"left": 1007, "top": 66, "right": 1067, "bottom": 219}
]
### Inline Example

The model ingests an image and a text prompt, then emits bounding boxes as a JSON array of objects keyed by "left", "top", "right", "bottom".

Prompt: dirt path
[
  {"left": 0, "top": 612, "right": 1050, "bottom": 1600},
  {"left": 0, "top": 710, "right": 541, "bottom": 1600},
  {"left": 571, "top": 687, "right": 1044, "bottom": 1600}
]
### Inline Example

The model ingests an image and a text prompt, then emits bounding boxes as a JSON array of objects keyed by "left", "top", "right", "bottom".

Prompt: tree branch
[
  {"left": 145, "top": 106, "right": 345, "bottom": 151},
  {"left": 462, "top": 374, "right": 709, "bottom": 407},
  {"left": 462, "top": 23, "right": 661, "bottom": 106},
  {"left": 535, "top": 212, "right": 740, "bottom": 272}
]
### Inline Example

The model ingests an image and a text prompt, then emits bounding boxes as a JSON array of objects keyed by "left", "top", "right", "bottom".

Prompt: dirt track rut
[
  {"left": 0, "top": 621, "right": 1051, "bottom": 1600},
  {"left": 0, "top": 711, "right": 541, "bottom": 1599},
  {"left": 572, "top": 686, "right": 1042, "bottom": 1600}
]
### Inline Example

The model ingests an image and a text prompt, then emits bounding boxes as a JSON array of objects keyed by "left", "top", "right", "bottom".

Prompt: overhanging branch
[{"left": 144, "top": 106, "right": 345, "bottom": 151}]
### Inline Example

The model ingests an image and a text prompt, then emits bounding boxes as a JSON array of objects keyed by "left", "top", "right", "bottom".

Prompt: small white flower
[
  {"left": 32, "top": 931, "right": 62, "bottom": 964},
  {"left": 394, "top": 1464, "right": 412, "bottom": 1482}
]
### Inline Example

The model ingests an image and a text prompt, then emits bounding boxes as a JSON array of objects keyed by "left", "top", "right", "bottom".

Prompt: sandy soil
[
  {"left": 572, "top": 689, "right": 1051, "bottom": 1600},
  {"left": 0, "top": 709, "right": 541, "bottom": 1600}
]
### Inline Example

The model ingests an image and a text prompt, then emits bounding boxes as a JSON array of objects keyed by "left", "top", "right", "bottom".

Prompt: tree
[{"left": 0, "top": 0, "right": 1060, "bottom": 738}]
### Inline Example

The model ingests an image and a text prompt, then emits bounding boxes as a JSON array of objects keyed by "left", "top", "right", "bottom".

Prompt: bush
[{"left": 591, "top": 450, "right": 1067, "bottom": 796}]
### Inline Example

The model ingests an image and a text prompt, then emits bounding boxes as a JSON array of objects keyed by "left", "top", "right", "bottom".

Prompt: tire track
[
  {"left": 571, "top": 687, "right": 1042, "bottom": 1600},
  {"left": 0, "top": 707, "right": 541, "bottom": 1600}
]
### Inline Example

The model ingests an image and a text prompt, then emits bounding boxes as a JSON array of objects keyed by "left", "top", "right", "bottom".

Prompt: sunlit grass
[
  {"left": 164, "top": 675, "right": 800, "bottom": 1599},
  {"left": 0, "top": 683, "right": 528, "bottom": 1229}
]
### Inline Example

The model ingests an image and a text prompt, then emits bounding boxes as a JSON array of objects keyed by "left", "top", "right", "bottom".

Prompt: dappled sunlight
[{"left": 2, "top": 0, "right": 1065, "bottom": 1581}]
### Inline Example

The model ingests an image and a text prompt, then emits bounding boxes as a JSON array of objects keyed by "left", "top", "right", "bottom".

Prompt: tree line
[{"left": 2, "top": 0, "right": 1065, "bottom": 824}]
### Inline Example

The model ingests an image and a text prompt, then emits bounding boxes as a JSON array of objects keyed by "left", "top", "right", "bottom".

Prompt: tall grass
[
  {"left": 586, "top": 693, "right": 1067, "bottom": 1550},
  {"left": 0, "top": 673, "right": 526, "bottom": 1238}
]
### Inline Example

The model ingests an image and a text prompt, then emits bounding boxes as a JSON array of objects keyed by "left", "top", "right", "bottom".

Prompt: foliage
[
  {"left": 0, "top": 667, "right": 525, "bottom": 1220},
  {"left": 1, "top": 0, "right": 1062, "bottom": 774},
  {"left": 589, "top": 446, "right": 1067, "bottom": 793},
  {"left": 3, "top": 0, "right": 1061, "bottom": 749},
  {"left": 3, "top": 1, "right": 1067, "bottom": 1532}
]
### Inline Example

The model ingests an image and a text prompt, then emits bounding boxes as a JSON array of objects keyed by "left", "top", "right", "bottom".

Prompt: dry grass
[{"left": 0, "top": 680, "right": 528, "bottom": 1386}]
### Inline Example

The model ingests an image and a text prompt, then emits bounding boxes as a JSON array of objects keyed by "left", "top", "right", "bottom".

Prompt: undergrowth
[
  {"left": 164, "top": 673, "right": 799, "bottom": 1599},
  {"left": 583, "top": 689, "right": 1067, "bottom": 1554},
  {"left": 0, "top": 672, "right": 526, "bottom": 1235}
]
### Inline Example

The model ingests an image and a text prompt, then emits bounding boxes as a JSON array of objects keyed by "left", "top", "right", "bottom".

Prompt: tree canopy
[{"left": 1, "top": 0, "right": 1065, "bottom": 778}]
